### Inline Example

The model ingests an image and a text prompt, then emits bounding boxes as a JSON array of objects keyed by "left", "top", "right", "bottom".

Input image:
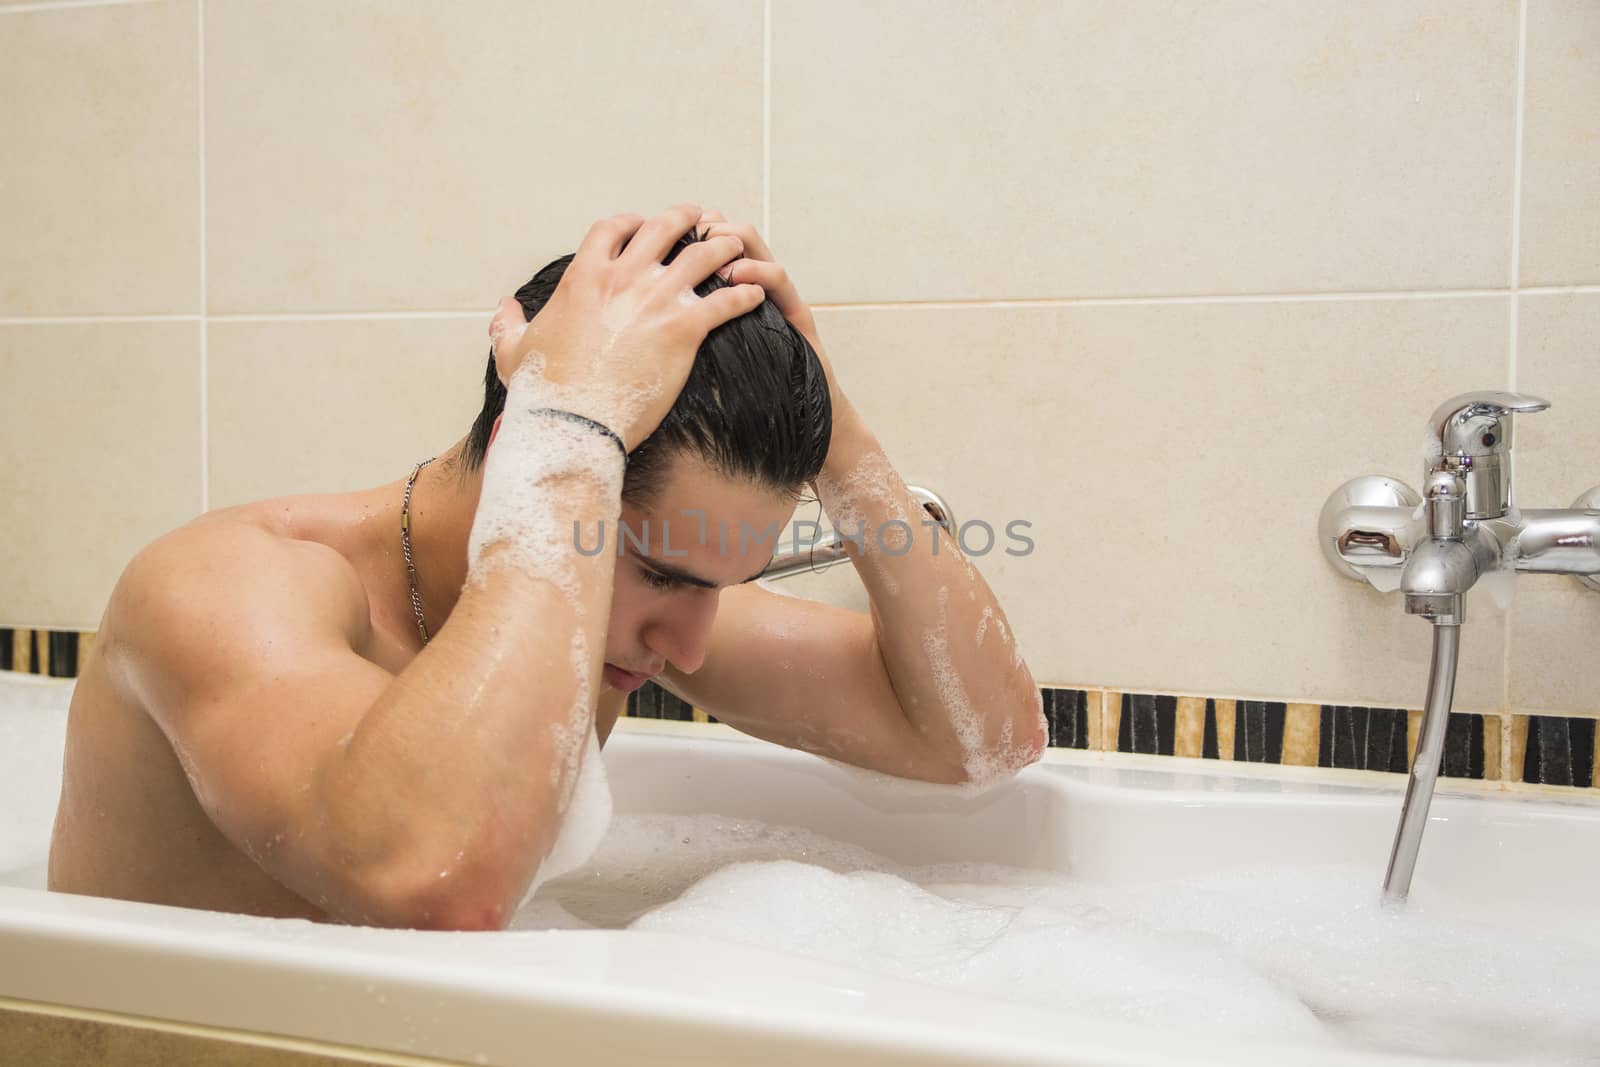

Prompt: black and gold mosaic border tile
[
  {"left": 1, "top": 628, "right": 84, "bottom": 678},
  {"left": 1059, "top": 689, "right": 1508, "bottom": 782},
  {"left": 5, "top": 628, "right": 1597, "bottom": 792},
  {"left": 626, "top": 681, "right": 717, "bottom": 724},
  {"left": 1035, "top": 686, "right": 1597, "bottom": 792}
]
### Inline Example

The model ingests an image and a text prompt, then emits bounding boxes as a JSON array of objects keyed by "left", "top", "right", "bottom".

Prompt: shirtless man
[{"left": 48, "top": 204, "right": 1045, "bottom": 930}]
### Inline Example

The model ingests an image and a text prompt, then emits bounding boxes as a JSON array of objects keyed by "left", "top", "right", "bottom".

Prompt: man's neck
[{"left": 400, "top": 440, "right": 482, "bottom": 642}]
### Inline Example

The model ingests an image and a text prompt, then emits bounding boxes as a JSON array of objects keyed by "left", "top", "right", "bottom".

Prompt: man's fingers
[
  {"left": 488, "top": 296, "right": 525, "bottom": 339},
  {"left": 692, "top": 283, "right": 766, "bottom": 333},
  {"left": 703, "top": 221, "right": 775, "bottom": 263},
  {"left": 664, "top": 234, "right": 744, "bottom": 292},
  {"left": 618, "top": 202, "right": 703, "bottom": 268},
  {"left": 723, "top": 257, "right": 812, "bottom": 333},
  {"left": 488, "top": 296, "right": 528, "bottom": 365},
  {"left": 576, "top": 213, "right": 645, "bottom": 261}
]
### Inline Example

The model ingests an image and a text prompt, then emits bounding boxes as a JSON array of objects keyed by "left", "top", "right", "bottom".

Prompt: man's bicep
[{"left": 168, "top": 645, "right": 394, "bottom": 855}]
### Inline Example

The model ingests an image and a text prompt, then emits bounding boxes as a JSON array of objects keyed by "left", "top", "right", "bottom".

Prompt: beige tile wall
[
  {"left": 1, "top": 322, "right": 202, "bottom": 631},
  {"left": 207, "top": 318, "right": 487, "bottom": 506},
  {"left": 0, "top": 0, "right": 199, "bottom": 315},
  {"left": 772, "top": 1, "right": 1518, "bottom": 302},
  {"left": 3, "top": 0, "right": 1597, "bottom": 715},
  {"left": 204, "top": 0, "right": 763, "bottom": 314},
  {"left": 1520, "top": 0, "right": 1600, "bottom": 285}
]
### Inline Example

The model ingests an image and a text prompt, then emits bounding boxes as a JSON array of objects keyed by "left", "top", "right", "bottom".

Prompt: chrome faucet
[
  {"left": 1320, "top": 391, "right": 1600, "bottom": 902},
  {"left": 760, "top": 485, "right": 957, "bottom": 581}
]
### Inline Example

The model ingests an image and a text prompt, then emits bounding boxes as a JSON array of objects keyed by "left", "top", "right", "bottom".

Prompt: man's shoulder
[{"left": 106, "top": 509, "right": 371, "bottom": 674}]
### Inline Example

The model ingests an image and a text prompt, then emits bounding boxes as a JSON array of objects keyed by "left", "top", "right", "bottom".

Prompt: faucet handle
[
  {"left": 1428, "top": 391, "right": 1550, "bottom": 460},
  {"left": 1426, "top": 391, "right": 1550, "bottom": 520}
]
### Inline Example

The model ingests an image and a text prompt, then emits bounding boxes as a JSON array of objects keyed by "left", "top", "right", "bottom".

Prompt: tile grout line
[
  {"left": 198, "top": 0, "right": 208, "bottom": 515},
  {"left": 813, "top": 288, "right": 1519, "bottom": 311},
  {"left": 0, "top": 0, "right": 157, "bottom": 13},
  {"left": 761, "top": 0, "right": 772, "bottom": 242},
  {"left": 213, "top": 311, "right": 488, "bottom": 322},
  {"left": 0, "top": 315, "right": 201, "bottom": 325},
  {"left": 1519, "top": 284, "right": 1600, "bottom": 296},
  {"left": 1500, "top": 0, "right": 1530, "bottom": 779},
  {"left": 8, "top": 288, "right": 1600, "bottom": 327},
  {"left": 1510, "top": 0, "right": 1529, "bottom": 358}
]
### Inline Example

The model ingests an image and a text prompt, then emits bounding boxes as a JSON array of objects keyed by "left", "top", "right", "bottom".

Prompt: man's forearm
[
  {"left": 815, "top": 405, "right": 1045, "bottom": 785},
  {"left": 314, "top": 401, "right": 624, "bottom": 926}
]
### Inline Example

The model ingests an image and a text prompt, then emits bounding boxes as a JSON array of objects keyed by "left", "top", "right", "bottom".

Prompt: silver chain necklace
[{"left": 401, "top": 457, "right": 436, "bottom": 645}]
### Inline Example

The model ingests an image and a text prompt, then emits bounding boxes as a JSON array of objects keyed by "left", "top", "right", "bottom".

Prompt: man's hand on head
[
  {"left": 697, "top": 210, "right": 868, "bottom": 477},
  {"left": 486, "top": 205, "right": 766, "bottom": 452},
  {"left": 698, "top": 210, "right": 820, "bottom": 349}
]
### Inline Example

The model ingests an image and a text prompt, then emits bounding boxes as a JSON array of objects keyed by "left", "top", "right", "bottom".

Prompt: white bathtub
[{"left": 2, "top": 672, "right": 1597, "bottom": 1067}]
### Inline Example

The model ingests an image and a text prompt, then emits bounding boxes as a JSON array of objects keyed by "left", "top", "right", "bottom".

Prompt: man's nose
[{"left": 644, "top": 594, "right": 718, "bottom": 675}]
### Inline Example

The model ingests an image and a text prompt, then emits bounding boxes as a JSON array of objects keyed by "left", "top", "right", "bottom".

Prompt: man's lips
[{"left": 603, "top": 663, "right": 658, "bottom": 693}]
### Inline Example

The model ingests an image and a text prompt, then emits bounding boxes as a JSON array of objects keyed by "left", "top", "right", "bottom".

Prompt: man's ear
[{"left": 487, "top": 413, "right": 504, "bottom": 450}]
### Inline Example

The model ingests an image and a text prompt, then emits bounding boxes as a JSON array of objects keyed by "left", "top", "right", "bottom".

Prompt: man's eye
[{"left": 640, "top": 568, "right": 678, "bottom": 591}]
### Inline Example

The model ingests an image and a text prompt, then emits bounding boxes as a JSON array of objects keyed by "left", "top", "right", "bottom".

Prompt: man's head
[{"left": 465, "top": 231, "right": 832, "bottom": 691}]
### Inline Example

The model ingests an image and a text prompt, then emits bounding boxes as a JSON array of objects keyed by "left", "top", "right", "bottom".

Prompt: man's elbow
[
  {"left": 359, "top": 869, "right": 521, "bottom": 931},
  {"left": 990, "top": 721, "right": 1049, "bottom": 777},
  {"left": 406, "top": 895, "right": 514, "bottom": 932},
  {"left": 964, "top": 698, "right": 1049, "bottom": 783},
  {"left": 331, "top": 848, "right": 531, "bottom": 931}
]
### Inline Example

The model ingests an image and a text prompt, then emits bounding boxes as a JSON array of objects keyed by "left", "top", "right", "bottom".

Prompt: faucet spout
[
  {"left": 1401, "top": 552, "right": 1470, "bottom": 625},
  {"left": 1399, "top": 467, "right": 1495, "bottom": 623}
]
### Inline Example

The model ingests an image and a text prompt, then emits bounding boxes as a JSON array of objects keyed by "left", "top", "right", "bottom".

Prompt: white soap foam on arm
[
  {"left": 465, "top": 359, "right": 632, "bottom": 908},
  {"left": 466, "top": 359, "right": 626, "bottom": 588},
  {"left": 815, "top": 449, "right": 920, "bottom": 596},
  {"left": 816, "top": 451, "right": 1038, "bottom": 791},
  {"left": 920, "top": 586, "right": 1040, "bottom": 793},
  {"left": 520, "top": 729, "right": 613, "bottom": 908}
]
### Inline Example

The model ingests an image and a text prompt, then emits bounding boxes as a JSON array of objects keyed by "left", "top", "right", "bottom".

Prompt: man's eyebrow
[{"left": 638, "top": 553, "right": 775, "bottom": 589}]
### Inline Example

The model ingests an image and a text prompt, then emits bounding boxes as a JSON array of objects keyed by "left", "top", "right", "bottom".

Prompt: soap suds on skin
[
  {"left": 817, "top": 451, "right": 1038, "bottom": 787},
  {"left": 921, "top": 587, "right": 1035, "bottom": 793},
  {"left": 524, "top": 730, "right": 612, "bottom": 907},
  {"left": 815, "top": 449, "right": 929, "bottom": 597},
  {"left": 467, "top": 360, "right": 627, "bottom": 590},
  {"left": 549, "top": 631, "right": 592, "bottom": 799},
  {"left": 466, "top": 357, "right": 635, "bottom": 910},
  {"left": 974, "top": 605, "right": 1009, "bottom": 648}
]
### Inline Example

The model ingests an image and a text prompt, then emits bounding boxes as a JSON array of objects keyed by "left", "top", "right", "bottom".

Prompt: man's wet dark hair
[{"left": 464, "top": 232, "right": 832, "bottom": 509}]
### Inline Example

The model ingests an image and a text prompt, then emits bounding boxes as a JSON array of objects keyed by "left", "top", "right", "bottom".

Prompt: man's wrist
[{"left": 819, "top": 401, "right": 876, "bottom": 484}]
